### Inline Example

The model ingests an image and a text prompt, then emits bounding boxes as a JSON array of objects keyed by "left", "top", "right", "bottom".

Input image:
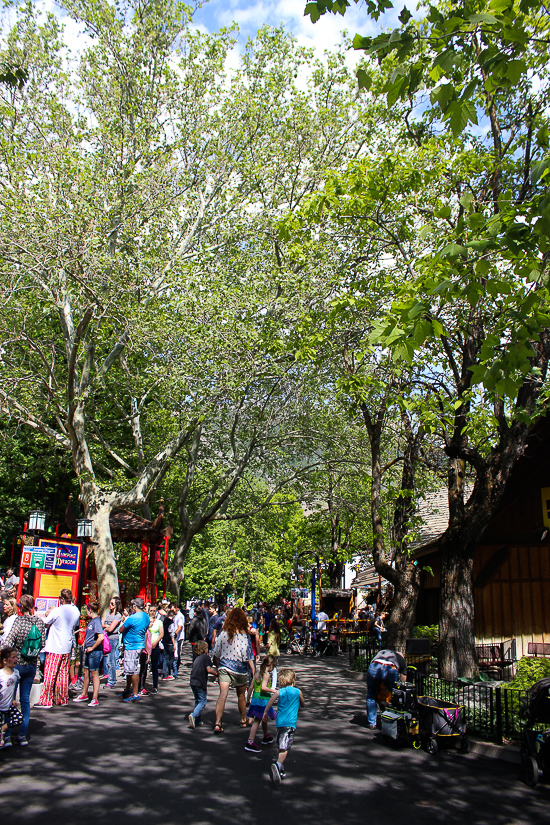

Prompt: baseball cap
[{"left": 132, "top": 597, "right": 145, "bottom": 610}]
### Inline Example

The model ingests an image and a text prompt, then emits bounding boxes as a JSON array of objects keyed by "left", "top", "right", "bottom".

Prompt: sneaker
[
  {"left": 73, "top": 695, "right": 89, "bottom": 703},
  {"left": 123, "top": 694, "right": 140, "bottom": 702},
  {"left": 162, "top": 675, "right": 175, "bottom": 681},
  {"left": 270, "top": 762, "right": 282, "bottom": 785},
  {"left": 17, "top": 736, "right": 29, "bottom": 746},
  {"left": 245, "top": 741, "right": 262, "bottom": 753},
  {"left": 188, "top": 714, "right": 196, "bottom": 729},
  {"left": 140, "top": 689, "right": 149, "bottom": 696},
  {"left": 149, "top": 688, "right": 158, "bottom": 694},
  {"left": 261, "top": 735, "right": 274, "bottom": 745},
  {"left": 35, "top": 702, "right": 53, "bottom": 708},
  {"left": 1, "top": 739, "right": 13, "bottom": 749},
  {"left": 88, "top": 699, "right": 99, "bottom": 707},
  {"left": 196, "top": 721, "right": 204, "bottom": 727},
  {"left": 280, "top": 767, "right": 286, "bottom": 778}
]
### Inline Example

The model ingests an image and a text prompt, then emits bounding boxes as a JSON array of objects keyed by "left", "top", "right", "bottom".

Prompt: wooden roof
[{"left": 109, "top": 509, "right": 165, "bottom": 544}]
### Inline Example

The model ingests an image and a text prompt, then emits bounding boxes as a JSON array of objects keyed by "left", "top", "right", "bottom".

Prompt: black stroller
[
  {"left": 521, "top": 676, "right": 550, "bottom": 787},
  {"left": 417, "top": 696, "right": 470, "bottom": 754}
]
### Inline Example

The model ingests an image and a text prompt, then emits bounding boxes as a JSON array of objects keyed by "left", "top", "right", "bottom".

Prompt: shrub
[
  {"left": 504, "top": 656, "right": 550, "bottom": 692},
  {"left": 351, "top": 655, "right": 369, "bottom": 673},
  {"left": 413, "top": 625, "right": 439, "bottom": 643}
]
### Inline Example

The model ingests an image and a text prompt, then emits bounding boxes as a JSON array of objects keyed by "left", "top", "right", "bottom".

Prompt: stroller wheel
[
  {"left": 522, "top": 754, "right": 539, "bottom": 788},
  {"left": 459, "top": 737, "right": 471, "bottom": 754},
  {"left": 425, "top": 737, "right": 438, "bottom": 755}
]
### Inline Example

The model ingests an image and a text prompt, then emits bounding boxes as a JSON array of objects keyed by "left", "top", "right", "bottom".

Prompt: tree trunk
[
  {"left": 385, "top": 563, "right": 422, "bottom": 654},
  {"left": 438, "top": 534, "right": 476, "bottom": 679},
  {"left": 81, "top": 492, "right": 120, "bottom": 614}
]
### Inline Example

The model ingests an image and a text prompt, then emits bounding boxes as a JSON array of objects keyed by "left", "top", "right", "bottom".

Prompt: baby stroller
[
  {"left": 520, "top": 676, "right": 550, "bottom": 787},
  {"left": 417, "top": 696, "right": 470, "bottom": 755}
]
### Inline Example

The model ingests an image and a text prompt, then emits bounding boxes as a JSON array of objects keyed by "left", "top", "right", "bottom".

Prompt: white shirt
[
  {"left": 0, "top": 613, "right": 17, "bottom": 644},
  {"left": 0, "top": 667, "right": 20, "bottom": 711},
  {"left": 317, "top": 611, "right": 329, "bottom": 631},
  {"left": 44, "top": 604, "right": 80, "bottom": 654},
  {"left": 173, "top": 610, "right": 185, "bottom": 642}
]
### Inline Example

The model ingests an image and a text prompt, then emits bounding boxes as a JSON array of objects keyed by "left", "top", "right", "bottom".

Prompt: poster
[{"left": 34, "top": 597, "right": 59, "bottom": 617}]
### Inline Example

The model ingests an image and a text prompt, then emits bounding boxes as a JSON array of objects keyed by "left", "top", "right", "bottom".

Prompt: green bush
[
  {"left": 413, "top": 625, "right": 439, "bottom": 643},
  {"left": 504, "top": 656, "right": 550, "bottom": 692}
]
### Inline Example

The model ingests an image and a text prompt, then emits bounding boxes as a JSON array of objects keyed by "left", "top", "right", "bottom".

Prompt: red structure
[{"left": 109, "top": 502, "right": 172, "bottom": 603}]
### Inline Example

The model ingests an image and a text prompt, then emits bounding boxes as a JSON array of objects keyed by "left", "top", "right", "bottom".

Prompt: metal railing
[{"left": 349, "top": 640, "right": 527, "bottom": 745}]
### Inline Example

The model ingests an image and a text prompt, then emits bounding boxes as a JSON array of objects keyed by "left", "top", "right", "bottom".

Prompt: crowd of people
[
  {"left": 0, "top": 587, "right": 308, "bottom": 784},
  {"left": 0, "top": 577, "right": 397, "bottom": 785}
]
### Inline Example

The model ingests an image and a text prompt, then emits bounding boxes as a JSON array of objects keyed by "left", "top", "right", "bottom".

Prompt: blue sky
[{"left": 191, "top": 0, "right": 416, "bottom": 55}]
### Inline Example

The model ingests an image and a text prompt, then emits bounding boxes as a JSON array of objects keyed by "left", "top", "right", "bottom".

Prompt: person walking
[
  {"left": 37, "top": 589, "right": 80, "bottom": 708},
  {"left": 188, "top": 640, "right": 218, "bottom": 728},
  {"left": 211, "top": 607, "right": 255, "bottom": 733},
  {"left": 263, "top": 667, "right": 305, "bottom": 785},
  {"left": 2, "top": 594, "right": 46, "bottom": 745}
]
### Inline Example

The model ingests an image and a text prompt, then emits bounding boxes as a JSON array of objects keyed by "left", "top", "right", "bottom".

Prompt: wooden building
[{"left": 415, "top": 424, "right": 550, "bottom": 659}]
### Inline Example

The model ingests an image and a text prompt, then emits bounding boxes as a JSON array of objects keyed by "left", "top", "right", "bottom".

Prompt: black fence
[{"left": 349, "top": 640, "right": 528, "bottom": 745}]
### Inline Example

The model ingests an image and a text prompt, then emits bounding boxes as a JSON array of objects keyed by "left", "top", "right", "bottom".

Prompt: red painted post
[
  {"left": 148, "top": 542, "right": 157, "bottom": 603},
  {"left": 163, "top": 536, "right": 169, "bottom": 597},
  {"left": 139, "top": 542, "right": 149, "bottom": 600}
]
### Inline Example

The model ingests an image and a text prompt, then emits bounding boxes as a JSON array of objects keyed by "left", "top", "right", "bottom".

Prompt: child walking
[
  {"left": 189, "top": 640, "right": 218, "bottom": 728},
  {"left": 263, "top": 667, "right": 305, "bottom": 785},
  {"left": 244, "top": 654, "right": 277, "bottom": 753},
  {"left": 0, "top": 647, "right": 21, "bottom": 749}
]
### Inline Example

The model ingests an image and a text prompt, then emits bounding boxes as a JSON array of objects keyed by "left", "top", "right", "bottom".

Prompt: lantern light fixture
[
  {"left": 76, "top": 518, "right": 93, "bottom": 539},
  {"left": 28, "top": 510, "right": 46, "bottom": 532}
]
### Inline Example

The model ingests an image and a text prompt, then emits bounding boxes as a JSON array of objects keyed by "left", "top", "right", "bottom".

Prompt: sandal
[
  {"left": 214, "top": 724, "right": 224, "bottom": 734},
  {"left": 240, "top": 721, "right": 248, "bottom": 728}
]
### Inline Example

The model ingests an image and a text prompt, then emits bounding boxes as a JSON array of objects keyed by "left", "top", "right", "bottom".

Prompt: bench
[
  {"left": 527, "top": 642, "right": 550, "bottom": 657},
  {"left": 475, "top": 639, "right": 516, "bottom": 679}
]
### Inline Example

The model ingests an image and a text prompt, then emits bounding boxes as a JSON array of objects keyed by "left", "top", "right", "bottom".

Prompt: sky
[{"left": 15, "top": 0, "right": 420, "bottom": 66}]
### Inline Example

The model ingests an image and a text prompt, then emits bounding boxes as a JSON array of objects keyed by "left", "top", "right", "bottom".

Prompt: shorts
[
  {"left": 276, "top": 726, "right": 295, "bottom": 752},
  {"left": 123, "top": 649, "right": 141, "bottom": 676},
  {"left": 218, "top": 668, "right": 249, "bottom": 687},
  {"left": 85, "top": 650, "right": 104, "bottom": 671}
]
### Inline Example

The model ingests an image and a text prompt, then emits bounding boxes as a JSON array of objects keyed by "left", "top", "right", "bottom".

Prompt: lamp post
[{"left": 28, "top": 510, "right": 47, "bottom": 533}]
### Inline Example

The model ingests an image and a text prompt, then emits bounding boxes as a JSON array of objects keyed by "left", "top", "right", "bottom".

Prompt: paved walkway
[{"left": 2, "top": 647, "right": 549, "bottom": 825}]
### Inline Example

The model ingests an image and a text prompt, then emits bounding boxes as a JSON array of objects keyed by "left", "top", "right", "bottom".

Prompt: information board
[{"left": 21, "top": 539, "right": 81, "bottom": 573}]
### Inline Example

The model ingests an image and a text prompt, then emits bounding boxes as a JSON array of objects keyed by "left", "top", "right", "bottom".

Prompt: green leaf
[
  {"left": 440, "top": 242, "right": 467, "bottom": 258},
  {"left": 399, "top": 6, "right": 412, "bottom": 23},
  {"left": 356, "top": 68, "right": 372, "bottom": 90},
  {"left": 304, "top": 3, "right": 321, "bottom": 23},
  {"left": 468, "top": 12, "right": 498, "bottom": 23}
]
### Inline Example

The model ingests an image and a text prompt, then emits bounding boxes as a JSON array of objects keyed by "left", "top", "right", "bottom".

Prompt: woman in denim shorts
[{"left": 72, "top": 602, "right": 104, "bottom": 707}]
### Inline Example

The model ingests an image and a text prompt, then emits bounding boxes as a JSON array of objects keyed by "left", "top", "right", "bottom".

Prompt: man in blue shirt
[{"left": 120, "top": 598, "right": 150, "bottom": 702}]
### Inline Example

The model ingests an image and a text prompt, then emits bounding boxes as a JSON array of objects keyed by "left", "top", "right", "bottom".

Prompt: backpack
[{"left": 20, "top": 621, "right": 42, "bottom": 659}]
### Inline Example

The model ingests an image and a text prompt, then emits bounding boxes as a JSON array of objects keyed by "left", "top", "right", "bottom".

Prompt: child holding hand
[
  {"left": 244, "top": 654, "right": 277, "bottom": 752},
  {"left": 262, "top": 667, "right": 305, "bottom": 785}
]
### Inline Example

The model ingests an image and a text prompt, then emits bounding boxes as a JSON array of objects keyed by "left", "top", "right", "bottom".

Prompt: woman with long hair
[
  {"left": 266, "top": 619, "right": 282, "bottom": 658},
  {"left": 211, "top": 608, "right": 255, "bottom": 734},
  {"left": 102, "top": 596, "right": 122, "bottom": 688},
  {"left": 2, "top": 594, "right": 46, "bottom": 745},
  {"left": 0, "top": 597, "right": 17, "bottom": 643}
]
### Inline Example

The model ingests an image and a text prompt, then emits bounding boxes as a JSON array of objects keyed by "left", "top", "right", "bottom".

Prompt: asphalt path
[{"left": 2, "top": 647, "right": 549, "bottom": 825}]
